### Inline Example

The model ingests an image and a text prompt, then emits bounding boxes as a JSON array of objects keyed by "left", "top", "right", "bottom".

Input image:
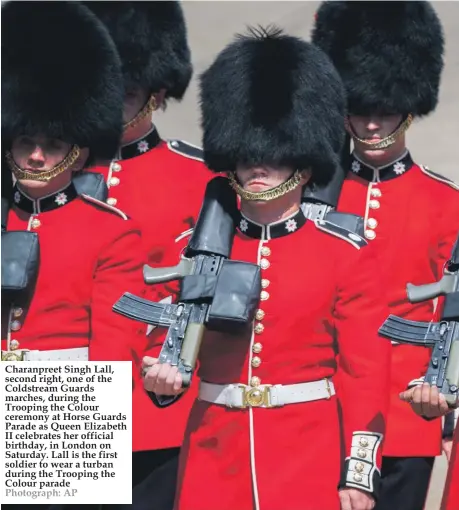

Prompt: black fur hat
[
  {"left": 199, "top": 26, "right": 346, "bottom": 185},
  {"left": 312, "top": 1, "right": 444, "bottom": 117},
  {"left": 83, "top": 1, "right": 192, "bottom": 100},
  {"left": 1, "top": 1, "right": 124, "bottom": 161}
]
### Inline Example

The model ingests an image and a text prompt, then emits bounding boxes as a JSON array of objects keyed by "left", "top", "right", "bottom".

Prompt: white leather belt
[
  {"left": 1, "top": 347, "right": 89, "bottom": 362},
  {"left": 199, "top": 379, "right": 335, "bottom": 409}
]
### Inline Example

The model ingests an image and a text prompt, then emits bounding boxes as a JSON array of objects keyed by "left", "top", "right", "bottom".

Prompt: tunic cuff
[{"left": 339, "top": 431, "right": 383, "bottom": 499}]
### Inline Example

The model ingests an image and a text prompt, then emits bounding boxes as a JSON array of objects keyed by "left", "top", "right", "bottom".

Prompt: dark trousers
[
  {"left": 104, "top": 448, "right": 180, "bottom": 510},
  {"left": 132, "top": 448, "right": 179, "bottom": 489},
  {"left": 375, "top": 456, "right": 435, "bottom": 510}
]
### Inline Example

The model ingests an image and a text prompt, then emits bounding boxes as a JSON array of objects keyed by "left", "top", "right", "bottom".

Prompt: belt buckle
[
  {"left": 239, "top": 384, "right": 273, "bottom": 408},
  {"left": 1, "top": 349, "right": 28, "bottom": 361}
]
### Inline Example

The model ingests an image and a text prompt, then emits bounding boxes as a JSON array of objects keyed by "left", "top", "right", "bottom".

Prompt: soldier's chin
[
  {"left": 17, "top": 177, "right": 51, "bottom": 191},
  {"left": 356, "top": 141, "right": 388, "bottom": 161},
  {"left": 122, "top": 107, "right": 140, "bottom": 127},
  {"left": 363, "top": 147, "right": 388, "bottom": 160}
]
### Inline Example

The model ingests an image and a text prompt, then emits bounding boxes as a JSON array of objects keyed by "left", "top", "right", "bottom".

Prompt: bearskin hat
[
  {"left": 1, "top": 1, "right": 124, "bottom": 161},
  {"left": 200, "top": 26, "right": 346, "bottom": 185},
  {"left": 83, "top": 1, "right": 192, "bottom": 100},
  {"left": 312, "top": 1, "right": 444, "bottom": 117}
]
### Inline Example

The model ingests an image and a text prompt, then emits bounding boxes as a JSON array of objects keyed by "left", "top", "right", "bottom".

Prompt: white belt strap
[
  {"left": 199, "top": 379, "right": 335, "bottom": 409},
  {"left": 1, "top": 347, "right": 89, "bottom": 362}
]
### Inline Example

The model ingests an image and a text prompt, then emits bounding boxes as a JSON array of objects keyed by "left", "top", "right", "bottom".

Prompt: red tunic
[
  {"left": 89, "top": 129, "right": 213, "bottom": 453},
  {"left": 149, "top": 208, "right": 392, "bottom": 510},
  {"left": 1, "top": 182, "right": 144, "bottom": 367},
  {"left": 88, "top": 128, "right": 213, "bottom": 266},
  {"left": 338, "top": 152, "right": 459, "bottom": 457},
  {"left": 441, "top": 418, "right": 459, "bottom": 510}
]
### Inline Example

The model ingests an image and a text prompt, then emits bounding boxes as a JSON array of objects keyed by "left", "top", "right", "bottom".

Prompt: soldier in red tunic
[
  {"left": 81, "top": 4, "right": 212, "bottom": 495},
  {"left": 1, "top": 3, "right": 144, "bottom": 508},
  {"left": 83, "top": 2, "right": 213, "bottom": 265},
  {"left": 142, "top": 27, "right": 392, "bottom": 510},
  {"left": 312, "top": 3, "right": 459, "bottom": 508}
]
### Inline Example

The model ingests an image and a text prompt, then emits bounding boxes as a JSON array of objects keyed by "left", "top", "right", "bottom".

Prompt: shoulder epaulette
[
  {"left": 80, "top": 194, "right": 129, "bottom": 220},
  {"left": 73, "top": 172, "right": 108, "bottom": 202},
  {"left": 314, "top": 219, "right": 367, "bottom": 249},
  {"left": 175, "top": 228, "right": 193, "bottom": 243},
  {"left": 420, "top": 165, "right": 459, "bottom": 191},
  {"left": 167, "top": 139, "right": 204, "bottom": 162}
]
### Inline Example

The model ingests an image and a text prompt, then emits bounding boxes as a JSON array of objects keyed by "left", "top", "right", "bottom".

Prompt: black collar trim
[
  {"left": 117, "top": 127, "right": 162, "bottom": 160},
  {"left": 13, "top": 182, "right": 78, "bottom": 214},
  {"left": 350, "top": 151, "right": 414, "bottom": 182},
  {"left": 237, "top": 208, "right": 307, "bottom": 240}
]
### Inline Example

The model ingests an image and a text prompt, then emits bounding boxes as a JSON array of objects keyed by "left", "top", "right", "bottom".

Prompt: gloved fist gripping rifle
[
  {"left": 379, "top": 231, "right": 459, "bottom": 407},
  {"left": 113, "top": 176, "right": 261, "bottom": 388}
]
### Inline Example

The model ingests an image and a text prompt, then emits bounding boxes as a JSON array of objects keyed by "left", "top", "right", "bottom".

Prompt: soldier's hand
[
  {"left": 443, "top": 438, "right": 453, "bottom": 462},
  {"left": 339, "top": 488, "right": 375, "bottom": 510},
  {"left": 399, "top": 382, "right": 449, "bottom": 418},
  {"left": 142, "top": 356, "right": 184, "bottom": 396}
]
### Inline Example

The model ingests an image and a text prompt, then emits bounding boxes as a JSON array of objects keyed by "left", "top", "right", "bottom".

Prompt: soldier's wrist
[{"left": 338, "top": 432, "right": 383, "bottom": 500}]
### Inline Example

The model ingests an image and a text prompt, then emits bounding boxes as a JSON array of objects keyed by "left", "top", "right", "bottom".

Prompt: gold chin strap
[
  {"left": 346, "top": 114, "right": 413, "bottom": 150},
  {"left": 6, "top": 145, "right": 81, "bottom": 183},
  {"left": 228, "top": 170, "right": 303, "bottom": 202},
  {"left": 123, "top": 94, "right": 158, "bottom": 131}
]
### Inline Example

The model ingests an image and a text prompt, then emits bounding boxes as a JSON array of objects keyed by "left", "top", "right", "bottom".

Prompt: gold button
[
  {"left": 110, "top": 177, "right": 120, "bottom": 186},
  {"left": 252, "top": 342, "right": 263, "bottom": 354},
  {"left": 353, "top": 473, "right": 363, "bottom": 483},
  {"left": 250, "top": 376, "right": 261, "bottom": 387},
  {"left": 370, "top": 188, "right": 382, "bottom": 198},
  {"left": 112, "top": 162, "right": 122, "bottom": 172},
  {"left": 261, "top": 279, "right": 270, "bottom": 289},
  {"left": 31, "top": 218, "right": 41, "bottom": 229},
  {"left": 254, "top": 323, "right": 264, "bottom": 334},
  {"left": 260, "top": 259, "right": 270, "bottom": 270},
  {"left": 359, "top": 437, "right": 369, "bottom": 447},
  {"left": 260, "top": 291, "right": 270, "bottom": 301},
  {"left": 107, "top": 197, "right": 118, "bottom": 206},
  {"left": 357, "top": 448, "right": 367, "bottom": 459},
  {"left": 367, "top": 218, "right": 378, "bottom": 229},
  {"left": 13, "top": 307, "right": 23, "bottom": 318},
  {"left": 10, "top": 339, "right": 19, "bottom": 350},
  {"left": 355, "top": 462, "right": 365, "bottom": 473},
  {"left": 255, "top": 309, "right": 265, "bottom": 321},
  {"left": 10, "top": 320, "right": 21, "bottom": 332},
  {"left": 364, "top": 230, "right": 376, "bottom": 240},
  {"left": 261, "top": 246, "right": 271, "bottom": 257},
  {"left": 251, "top": 356, "right": 261, "bottom": 368},
  {"left": 369, "top": 199, "right": 380, "bottom": 210}
]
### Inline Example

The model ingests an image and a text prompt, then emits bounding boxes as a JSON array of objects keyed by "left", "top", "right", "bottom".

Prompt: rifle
[
  {"left": 113, "top": 176, "right": 261, "bottom": 388},
  {"left": 379, "top": 232, "right": 459, "bottom": 406}
]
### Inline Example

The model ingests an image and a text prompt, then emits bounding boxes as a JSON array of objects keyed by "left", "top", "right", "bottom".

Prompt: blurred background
[
  {"left": 156, "top": 1, "right": 459, "bottom": 182},
  {"left": 154, "top": 2, "right": 459, "bottom": 508}
]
